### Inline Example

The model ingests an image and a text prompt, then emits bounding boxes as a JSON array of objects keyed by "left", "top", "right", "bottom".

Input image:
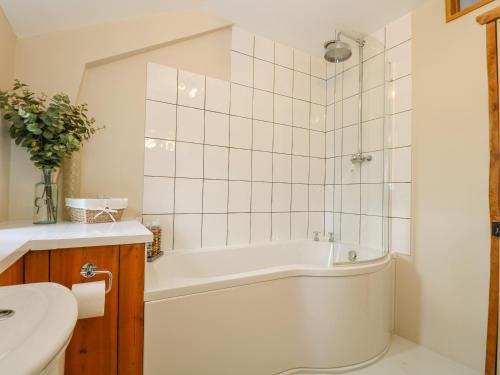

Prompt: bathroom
[{"left": 0, "top": 0, "right": 497, "bottom": 374}]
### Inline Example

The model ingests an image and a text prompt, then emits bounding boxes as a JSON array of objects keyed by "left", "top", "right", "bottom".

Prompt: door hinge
[{"left": 492, "top": 222, "right": 500, "bottom": 237}]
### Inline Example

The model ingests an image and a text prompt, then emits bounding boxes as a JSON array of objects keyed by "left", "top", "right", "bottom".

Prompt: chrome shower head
[{"left": 324, "top": 39, "right": 352, "bottom": 63}]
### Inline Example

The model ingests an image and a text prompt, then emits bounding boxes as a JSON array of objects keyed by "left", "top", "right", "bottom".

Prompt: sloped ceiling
[{"left": 0, "top": 0, "right": 426, "bottom": 56}]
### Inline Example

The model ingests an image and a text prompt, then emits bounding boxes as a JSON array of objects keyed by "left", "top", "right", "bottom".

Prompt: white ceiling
[{"left": 0, "top": 0, "right": 426, "bottom": 56}]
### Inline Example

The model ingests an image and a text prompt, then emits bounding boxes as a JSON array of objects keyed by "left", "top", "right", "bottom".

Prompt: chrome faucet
[
  {"left": 328, "top": 232, "right": 334, "bottom": 243},
  {"left": 313, "top": 231, "right": 321, "bottom": 241}
]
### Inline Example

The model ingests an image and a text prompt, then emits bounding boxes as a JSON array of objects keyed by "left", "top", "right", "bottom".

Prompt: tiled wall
[
  {"left": 142, "top": 30, "right": 329, "bottom": 250},
  {"left": 142, "top": 15, "right": 412, "bottom": 254},
  {"left": 324, "top": 13, "right": 412, "bottom": 254}
]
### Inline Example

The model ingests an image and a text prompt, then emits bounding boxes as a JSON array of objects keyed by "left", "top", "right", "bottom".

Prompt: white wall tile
[
  {"left": 310, "top": 131, "right": 325, "bottom": 158},
  {"left": 389, "top": 76, "right": 412, "bottom": 114},
  {"left": 252, "top": 151, "right": 273, "bottom": 181},
  {"left": 273, "top": 154, "right": 291, "bottom": 182},
  {"left": 308, "top": 212, "right": 324, "bottom": 239},
  {"left": 385, "top": 111, "right": 412, "bottom": 149},
  {"left": 310, "top": 104, "right": 326, "bottom": 131},
  {"left": 231, "top": 51, "right": 254, "bottom": 87},
  {"left": 293, "top": 99, "right": 310, "bottom": 128},
  {"left": 391, "top": 217, "right": 411, "bottom": 254},
  {"left": 327, "top": 78, "right": 335, "bottom": 105},
  {"left": 343, "top": 42, "right": 359, "bottom": 70},
  {"left": 294, "top": 49, "right": 311, "bottom": 74},
  {"left": 253, "top": 89, "right": 273, "bottom": 122},
  {"left": 144, "top": 138, "right": 175, "bottom": 177},
  {"left": 229, "top": 148, "right": 252, "bottom": 180},
  {"left": 230, "top": 84, "right": 253, "bottom": 118},
  {"left": 251, "top": 212, "right": 271, "bottom": 242},
  {"left": 291, "top": 184, "right": 308, "bottom": 211},
  {"left": 386, "top": 13, "right": 412, "bottom": 49},
  {"left": 341, "top": 213, "right": 360, "bottom": 244},
  {"left": 390, "top": 183, "right": 411, "bottom": 218},
  {"left": 327, "top": 62, "right": 336, "bottom": 79},
  {"left": 204, "top": 145, "right": 229, "bottom": 179},
  {"left": 272, "top": 213, "right": 291, "bottom": 240},
  {"left": 292, "top": 127, "right": 309, "bottom": 156},
  {"left": 342, "top": 125, "right": 358, "bottom": 156},
  {"left": 325, "top": 185, "right": 334, "bottom": 211},
  {"left": 334, "top": 129, "right": 342, "bottom": 157},
  {"left": 343, "top": 95, "right": 359, "bottom": 127},
  {"left": 342, "top": 156, "right": 361, "bottom": 184},
  {"left": 228, "top": 213, "right": 251, "bottom": 245},
  {"left": 311, "top": 56, "right": 327, "bottom": 79},
  {"left": 275, "top": 43, "right": 293, "bottom": 68},
  {"left": 361, "top": 150, "right": 384, "bottom": 183},
  {"left": 203, "top": 180, "right": 228, "bottom": 213},
  {"left": 178, "top": 70, "right": 205, "bottom": 109},
  {"left": 254, "top": 59, "right": 274, "bottom": 91},
  {"left": 292, "top": 156, "right": 309, "bottom": 184},
  {"left": 228, "top": 181, "right": 251, "bottom": 212},
  {"left": 334, "top": 186, "right": 341, "bottom": 212},
  {"left": 251, "top": 182, "right": 272, "bottom": 212},
  {"left": 309, "top": 185, "right": 325, "bottom": 211},
  {"left": 146, "top": 63, "right": 177, "bottom": 104},
  {"left": 325, "top": 212, "right": 334, "bottom": 235},
  {"left": 230, "top": 116, "right": 253, "bottom": 149},
  {"left": 205, "top": 112, "right": 229, "bottom": 147},
  {"left": 174, "top": 214, "right": 202, "bottom": 249},
  {"left": 272, "top": 183, "right": 292, "bottom": 212},
  {"left": 232, "top": 27, "right": 254, "bottom": 55},
  {"left": 325, "top": 158, "right": 334, "bottom": 184},
  {"left": 291, "top": 212, "right": 308, "bottom": 239},
  {"left": 310, "top": 158, "right": 325, "bottom": 184},
  {"left": 176, "top": 106, "right": 204, "bottom": 143},
  {"left": 326, "top": 131, "right": 335, "bottom": 158},
  {"left": 176, "top": 142, "right": 203, "bottom": 178},
  {"left": 362, "top": 86, "right": 384, "bottom": 121},
  {"left": 202, "top": 214, "right": 227, "bottom": 247},
  {"left": 205, "top": 77, "right": 230, "bottom": 114},
  {"left": 364, "top": 27, "right": 385, "bottom": 61},
  {"left": 311, "top": 77, "right": 327, "bottom": 105},
  {"left": 360, "top": 215, "right": 383, "bottom": 249},
  {"left": 334, "top": 101, "right": 343, "bottom": 129},
  {"left": 254, "top": 35, "right": 274, "bottom": 62},
  {"left": 175, "top": 178, "right": 203, "bottom": 213},
  {"left": 343, "top": 66, "right": 360, "bottom": 99},
  {"left": 253, "top": 120, "right": 273, "bottom": 152},
  {"left": 143, "top": 177, "right": 174, "bottom": 214},
  {"left": 363, "top": 53, "right": 385, "bottom": 91},
  {"left": 389, "top": 147, "right": 412, "bottom": 182},
  {"left": 293, "top": 71, "right": 311, "bottom": 101},
  {"left": 145, "top": 101, "right": 176, "bottom": 140},
  {"left": 274, "top": 124, "right": 292, "bottom": 154},
  {"left": 362, "top": 118, "right": 384, "bottom": 152},
  {"left": 342, "top": 184, "right": 360, "bottom": 214},
  {"left": 274, "top": 95, "right": 293, "bottom": 125},
  {"left": 361, "top": 184, "right": 383, "bottom": 216},
  {"left": 326, "top": 104, "right": 335, "bottom": 131},
  {"left": 386, "top": 40, "right": 412, "bottom": 81},
  {"left": 335, "top": 74, "right": 343, "bottom": 102},
  {"left": 274, "top": 66, "right": 293, "bottom": 96}
]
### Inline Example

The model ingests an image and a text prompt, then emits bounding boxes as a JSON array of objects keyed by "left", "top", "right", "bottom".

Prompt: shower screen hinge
[{"left": 492, "top": 222, "right": 500, "bottom": 237}]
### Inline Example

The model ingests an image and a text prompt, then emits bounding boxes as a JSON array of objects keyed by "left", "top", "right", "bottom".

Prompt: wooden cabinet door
[
  {"left": 0, "top": 258, "right": 24, "bottom": 286},
  {"left": 50, "top": 246, "right": 119, "bottom": 375}
]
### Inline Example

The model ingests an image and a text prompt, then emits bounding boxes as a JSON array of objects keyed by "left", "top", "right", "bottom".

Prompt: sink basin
[{"left": 0, "top": 283, "right": 77, "bottom": 375}]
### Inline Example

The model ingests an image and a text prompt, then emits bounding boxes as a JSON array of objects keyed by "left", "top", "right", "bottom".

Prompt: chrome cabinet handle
[{"left": 79, "top": 263, "right": 113, "bottom": 294}]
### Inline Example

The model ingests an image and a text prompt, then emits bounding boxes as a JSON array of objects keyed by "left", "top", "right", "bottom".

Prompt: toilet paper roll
[{"left": 71, "top": 280, "right": 106, "bottom": 319}]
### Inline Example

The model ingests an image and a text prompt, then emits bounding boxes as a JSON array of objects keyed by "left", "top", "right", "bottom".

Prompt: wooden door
[
  {"left": 0, "top": 258, "right": 24, "bottom": 286},
  {"left": 478, "top": 8, "right": 500, "bottom": 375},
  {"left": 50, "top": 246, "right": 120, "bottom": 375}
]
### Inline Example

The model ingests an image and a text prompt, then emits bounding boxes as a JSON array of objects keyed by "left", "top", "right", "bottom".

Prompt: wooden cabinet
[{"left": 0, "top": 244, "right": 145, "bottom": 375}]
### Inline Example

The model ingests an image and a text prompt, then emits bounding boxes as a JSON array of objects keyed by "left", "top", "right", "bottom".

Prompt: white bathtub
[{"left": 144, "top": 240, "right": 394, "bottom": 375}]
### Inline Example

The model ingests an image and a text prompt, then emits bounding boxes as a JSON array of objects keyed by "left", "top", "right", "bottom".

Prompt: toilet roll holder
[{"left": 79, "top": 263, "right": 113, "bottom": 294}]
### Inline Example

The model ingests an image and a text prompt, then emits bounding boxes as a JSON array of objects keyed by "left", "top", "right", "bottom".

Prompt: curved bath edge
[{"left": 277, "top": 340, "right": 392, "bottom": 375}]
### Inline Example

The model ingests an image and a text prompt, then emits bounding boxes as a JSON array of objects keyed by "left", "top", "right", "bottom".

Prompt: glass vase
[{"left": 33, "top": 168, "right": 58, "bottom": 224}]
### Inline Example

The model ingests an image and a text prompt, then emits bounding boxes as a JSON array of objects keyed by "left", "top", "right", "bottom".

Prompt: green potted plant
[{"left": 0, "top": 80, "right": 100, "bottom": 224}]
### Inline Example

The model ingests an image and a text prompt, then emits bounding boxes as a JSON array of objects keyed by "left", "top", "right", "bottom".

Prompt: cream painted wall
[
  {"left": 396, "top": 0, "right": 499, "bottom": 371},
  {"left": 0, "top": 8, "right": 16, "bottom": 221},
  {"left": 77, "top": 28, "right": 231, "bottom": 218},
  {"left": 8, "top": 10, "right": 232, "bottom": 220}
]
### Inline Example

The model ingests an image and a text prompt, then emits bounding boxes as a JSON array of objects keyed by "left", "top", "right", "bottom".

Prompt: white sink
[{"left": 0, "top": 283, "right": 77, "bottom": 375}]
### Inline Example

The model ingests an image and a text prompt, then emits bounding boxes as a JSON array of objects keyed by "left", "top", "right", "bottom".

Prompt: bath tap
[
  {"left": 313, "top": 231, "right": 321, "bottom": 241},
  {"left": 328, "top": 232, "right": 334, "bottom": 243}
]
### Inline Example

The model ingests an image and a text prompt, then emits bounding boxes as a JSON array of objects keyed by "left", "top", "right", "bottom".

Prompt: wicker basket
[{"left": 66, "top": 198, "right": 128, "bottom": 224}]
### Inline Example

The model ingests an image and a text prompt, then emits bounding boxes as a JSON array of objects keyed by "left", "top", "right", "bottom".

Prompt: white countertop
[{"left": 0, "top": 220, "right": 153, "bottom": 273}]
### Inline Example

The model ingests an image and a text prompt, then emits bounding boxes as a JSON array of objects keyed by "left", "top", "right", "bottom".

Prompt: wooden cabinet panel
[
  {"left": 50, "top": 246, "right": 120, "bottom": 375},
  {"left": 0, "top": 257, "right": 24, "bottom": 286},
  {"left": 24, "top": 251, "right": 50, "bottom": 283},
  {"left": 118, "top": 244, "right": 145, "bottom": 375}
]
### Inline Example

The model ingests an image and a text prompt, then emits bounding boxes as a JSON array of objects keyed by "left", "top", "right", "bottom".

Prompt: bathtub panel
[{"left": 144, "top": 260, "right": 394, "bottom": 374}]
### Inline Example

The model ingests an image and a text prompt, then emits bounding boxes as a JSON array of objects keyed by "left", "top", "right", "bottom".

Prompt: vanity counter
[{"left": 0, "top": 220, "right": 152, "bottom": 273}]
